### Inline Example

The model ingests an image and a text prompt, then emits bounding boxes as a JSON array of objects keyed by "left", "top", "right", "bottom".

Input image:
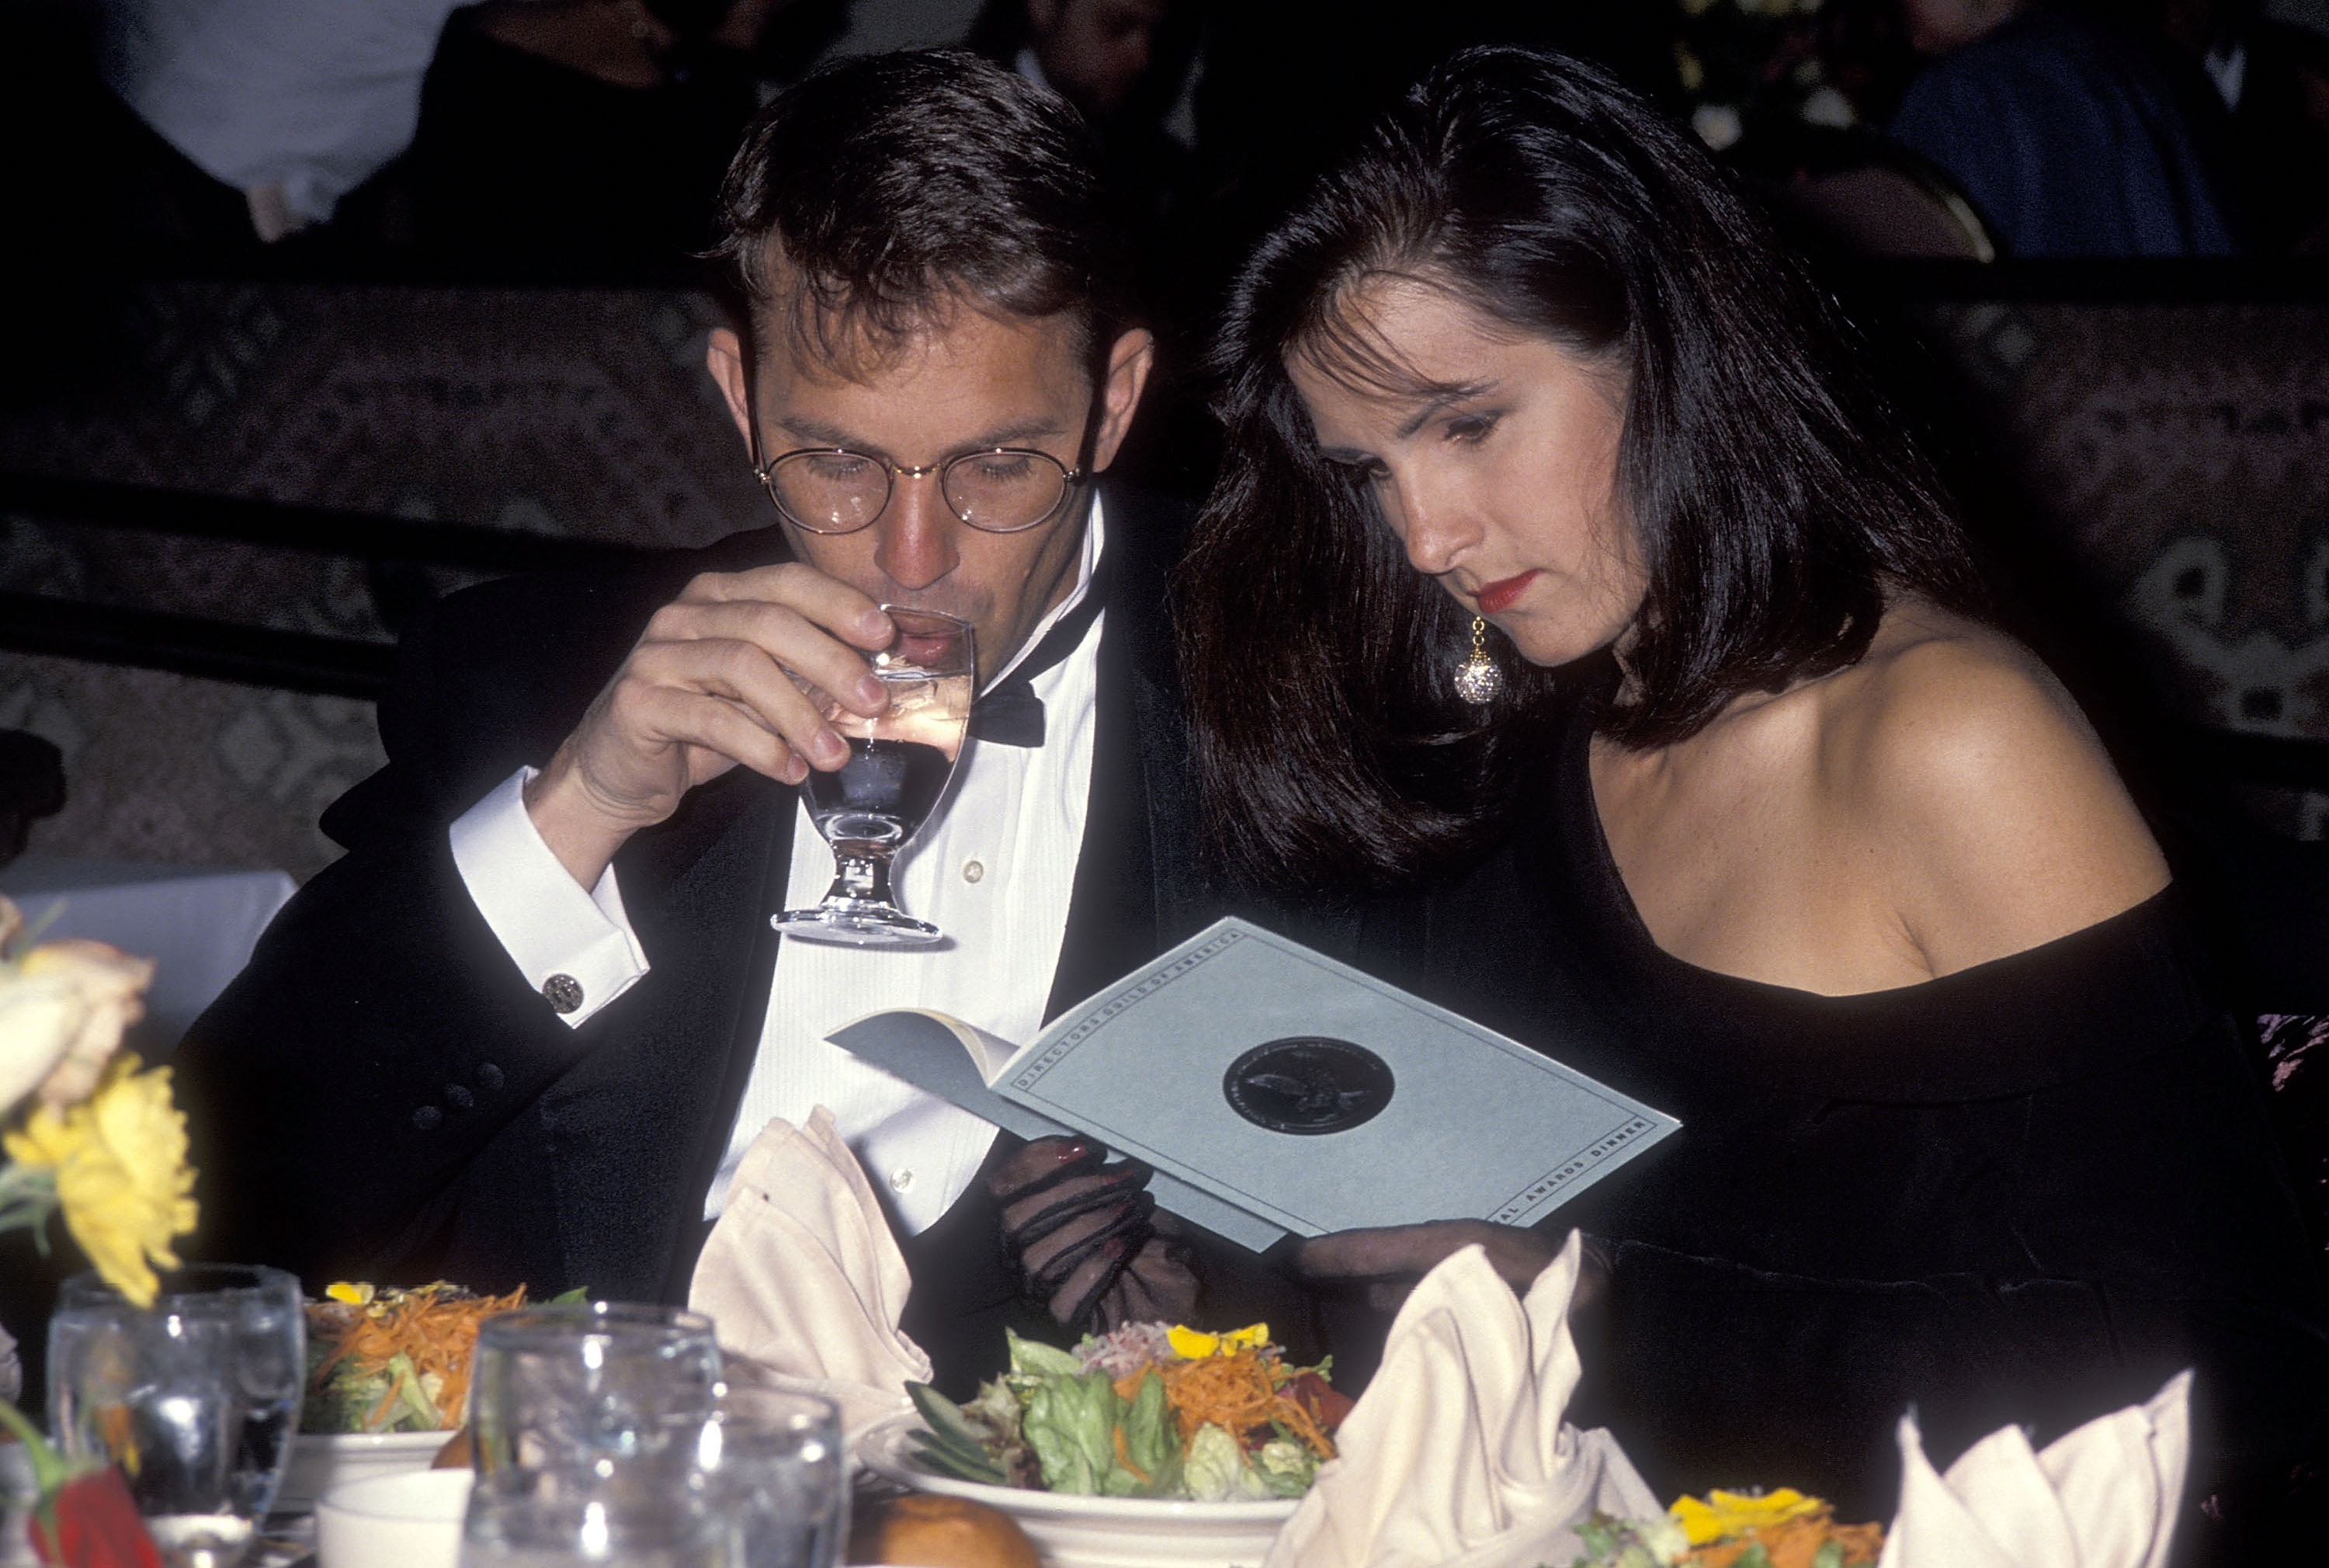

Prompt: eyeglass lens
[{"left": 765, "top": 449, "right": 1070, "bottom": 534}]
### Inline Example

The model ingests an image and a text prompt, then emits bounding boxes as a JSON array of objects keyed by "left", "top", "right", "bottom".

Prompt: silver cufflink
[{"left": 542, "top": 973, "right": 584, "bottom": 1013}]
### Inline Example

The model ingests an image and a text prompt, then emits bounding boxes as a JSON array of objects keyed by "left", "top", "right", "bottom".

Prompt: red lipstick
[{"left": 1472, "top": 571, "right": 1539, "bottom": 615}]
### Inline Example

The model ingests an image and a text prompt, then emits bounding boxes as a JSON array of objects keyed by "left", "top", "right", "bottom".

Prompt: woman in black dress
[{"left": 1175, "top": 46, "right": 2327, "bottom": 1552}]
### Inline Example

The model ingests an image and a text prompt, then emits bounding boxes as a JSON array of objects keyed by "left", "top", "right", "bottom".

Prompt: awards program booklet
[{"left": 825, "top": 917, "right": 1678, "bottom": 1253}]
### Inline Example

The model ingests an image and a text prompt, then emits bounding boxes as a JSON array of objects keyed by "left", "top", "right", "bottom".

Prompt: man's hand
[
  {"left": 525, "top": 564, "right": 898, "bottom": 887},
  {"left": 987, "top": 1137, "right": 1199, "bottom": 1332},
  {"left": 1291, "top": 1220, "right": 1591, "bottom": 1315}
]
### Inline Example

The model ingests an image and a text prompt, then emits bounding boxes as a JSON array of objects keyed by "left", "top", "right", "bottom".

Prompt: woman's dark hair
[
  {"left": 1176, "top": 46, "right": 1986, "bottom": 896},
  {"left": 708, "top": 49, "right": 1133, "bottom": 374}
]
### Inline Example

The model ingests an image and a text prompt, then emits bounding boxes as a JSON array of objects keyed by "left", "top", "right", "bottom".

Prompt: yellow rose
[
  {"left": 0, "top": 966, "right": 84, "bottom": 1111},
  {"left": 3, "top": 1056, "right": 198, "bottom": 1308},
  {"left": 1670, "top": 1487, "right": 1824, "bottom": 1546},
  {"left": 20, "top": 941, "right": 156, "bottom": 1110},
  {"left": 0, "top": 895, "right": 156, "bottom": 1115}
]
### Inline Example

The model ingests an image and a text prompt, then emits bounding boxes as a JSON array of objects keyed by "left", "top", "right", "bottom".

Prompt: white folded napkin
[
  {"left": 1265, "top": 1231, "right": 1660, "bottom": 1568},
  {"left": 1880, "top": 1369, "right": 2191, "bottom": 1568},
  {"left": 688, "top": 1108, "right": 935, "bottom": 1437}
]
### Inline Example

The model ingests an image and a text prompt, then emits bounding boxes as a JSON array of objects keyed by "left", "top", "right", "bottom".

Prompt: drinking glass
[
  {"left": 699, "top": 1385, "right": 845, "bottom": 1568},
  {"left": 47, "top": 1264, "right": 304, "bottom": 1568},
  {"left": 772, "top": 606, "right": 974, "bottom": 948},
  {"left": 459, "top": 1302, "right": 724, "bottom": 1568}
]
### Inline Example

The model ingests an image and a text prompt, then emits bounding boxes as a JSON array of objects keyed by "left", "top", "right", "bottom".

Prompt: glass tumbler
[
  {"left": 47, "top": 1264, "right": 304, "bottom": 1568},
  {"left": 700, "top": 1385, "right": 845, "bottom": 1568},
  {"left": 460, "top": 1302, "right": 724, "bottom": 1568}
]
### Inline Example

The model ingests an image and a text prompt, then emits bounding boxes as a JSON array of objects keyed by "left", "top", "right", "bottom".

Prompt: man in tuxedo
[{"left": 174, "top": 49, "right": 1278, "bottom": 1389}]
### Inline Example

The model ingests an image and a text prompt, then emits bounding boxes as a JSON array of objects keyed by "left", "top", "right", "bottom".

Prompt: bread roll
[{"left": 860, "top": 1494, "right": 1042, "bottom": 1568}]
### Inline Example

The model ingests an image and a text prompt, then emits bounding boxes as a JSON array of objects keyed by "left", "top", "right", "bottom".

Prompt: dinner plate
[
  {"left": 276, "top": 1431, "right": 450, "bottom": 1514},
  {"left": 856, "top": 1411, "right": 1299, "bottom": 1568}
]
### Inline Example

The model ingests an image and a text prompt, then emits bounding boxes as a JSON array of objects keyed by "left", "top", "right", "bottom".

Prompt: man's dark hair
[
  {"left": 1176, "top": 46, "right": 1988, "bottom": 895},
  {"left": 710, "top": 49, "right": 1133, "bottom": 374}
]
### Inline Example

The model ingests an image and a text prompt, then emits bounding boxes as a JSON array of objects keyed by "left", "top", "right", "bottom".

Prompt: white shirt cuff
[{"left": 447, "top": 768, "right": 649, "bottom": 1029}]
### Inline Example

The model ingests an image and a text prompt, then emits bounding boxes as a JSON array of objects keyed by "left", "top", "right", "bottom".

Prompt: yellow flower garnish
[
  {"left": 1671, "top": 1487, "right": 1824, "bottom": 1545},
  {"left": 1166, "top": 1323, "right": 1269, "bottom": 1359},
  {"left": 325, "top": 1281, "right": 376, "bottom": 1306},
  {"left": 2, "top": 1055, "right": 198, "bottom": 1308}
]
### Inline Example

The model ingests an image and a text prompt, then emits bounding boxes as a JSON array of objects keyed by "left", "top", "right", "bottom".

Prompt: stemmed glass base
[{"left": 773, "top": 854, "right": 940, "bottom": 947}]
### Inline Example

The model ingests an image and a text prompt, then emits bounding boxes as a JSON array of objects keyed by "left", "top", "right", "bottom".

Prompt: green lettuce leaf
[
  {"left": 1114, "top": 1372, "right": 1181, "bottom": 1497},
  {"left": 377, "top": 1351, "right": 443, "bottom": 1431},
  {"left": 1006, "top": 1328, "right": 1085, "bottom": 1380},
  {"left": 1251, "top": 1436, "right": 1318, "bottom": 1498},
  {"left": 1182, "top": 1422, "right": 1248, "bottom": 1503},
  {"left": 1022, "top": 1371, "right": 1124, "bottom": 1496}
]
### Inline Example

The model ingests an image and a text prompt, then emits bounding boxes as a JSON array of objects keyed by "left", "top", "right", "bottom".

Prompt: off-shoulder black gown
[{"left": 1331, "top": 689, "right": 2329, "bottom": 1539}]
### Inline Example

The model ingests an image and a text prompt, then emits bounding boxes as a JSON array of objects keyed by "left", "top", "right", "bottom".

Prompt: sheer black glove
[{"left": 987, "top": 1136, "right": 1199, "bottom": 1331}]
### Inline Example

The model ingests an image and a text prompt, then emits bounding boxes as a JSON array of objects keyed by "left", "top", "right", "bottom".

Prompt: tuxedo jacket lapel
[{"left": 1046, "top": 484, "right": 1210, "bottom": 1017}]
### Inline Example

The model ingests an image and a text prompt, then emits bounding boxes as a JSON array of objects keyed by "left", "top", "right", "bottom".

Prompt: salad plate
[{"left": 858, "top": 1411, "right": 1299, "bottom": 1568}]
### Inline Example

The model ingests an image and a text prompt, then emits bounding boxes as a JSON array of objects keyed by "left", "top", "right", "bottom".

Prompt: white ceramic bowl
[
  {"left": 315, "top": 1469, "right": 471, "bottom": 1568},
  {"left": 857, "top": 1412, "right": 1298, "bottom": 1568},
  {"left": 276, "top": 1431, "right": 450, "bottom": 1513}
]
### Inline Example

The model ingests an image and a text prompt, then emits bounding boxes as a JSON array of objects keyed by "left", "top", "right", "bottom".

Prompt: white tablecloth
[{"left": 0, "top": 855, "right": 296, "bottom": 1056}]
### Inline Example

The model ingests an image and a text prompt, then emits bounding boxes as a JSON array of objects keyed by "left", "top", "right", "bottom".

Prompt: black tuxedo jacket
[{"left": 174, "top": 484, "right": 1289, "bottom": 1389}]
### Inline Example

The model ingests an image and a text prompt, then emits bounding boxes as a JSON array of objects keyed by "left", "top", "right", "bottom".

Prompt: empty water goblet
[
  {"left": 699, "top": 1384, "right": 845, "bottom": 1568},
  {"left": 460, "top": 1302, "right": 724, "bottom": 1568},
  {"left": 47, "top": 1264, "right": 304, "bottom": 1568}
]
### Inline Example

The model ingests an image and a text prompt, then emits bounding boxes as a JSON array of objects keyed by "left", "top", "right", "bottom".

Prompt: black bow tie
[{"left": 967, "top": 560, "right": 1110, "bottom": 748}]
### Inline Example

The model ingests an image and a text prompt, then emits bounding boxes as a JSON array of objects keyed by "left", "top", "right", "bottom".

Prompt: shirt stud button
[
  {"left": 542, "top": 973, "right": 584, "bottom": 1013},
  {"left": 962, "top": 859, "right": 985, "bottom": 883},
  {"left": 890, "top": 1168, "right": 915, "bottom": 1193}
]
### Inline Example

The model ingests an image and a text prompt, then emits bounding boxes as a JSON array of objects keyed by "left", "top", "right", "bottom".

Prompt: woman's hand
[
  {"left": 1290, "top": 1221, "right": 1595, "bottom": 1314},
  {"left": 987, "top": 1137, "right": 1199, "bottom": 1331}
]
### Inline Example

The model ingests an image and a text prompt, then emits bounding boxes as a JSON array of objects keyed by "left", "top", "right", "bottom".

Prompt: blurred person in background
[
  {"left": 75, "top": 0, "right": 844, "bottom": 272},
  {"left": 2160, "top": 0, "right": 2329, "bottom": 252},
  {"left": 967, "top": 0, "right": 1200, "bottom": 243},
  {"left": 93, "top": 0, "right": 467, "bottom": 246},
  {"left": 970, "top": 0, "right": 1188, "bottom": 123},
  {"left": 399, "top": 0, "right": 845, "bottom": 276},
  {"left": 1887, "top": 0, "right": 2243, "bottom": 254}
]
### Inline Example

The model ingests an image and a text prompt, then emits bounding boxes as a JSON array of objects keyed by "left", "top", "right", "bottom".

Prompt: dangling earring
[{"left": 1453, "top": 616, "right": 1504, "bottom": 705}]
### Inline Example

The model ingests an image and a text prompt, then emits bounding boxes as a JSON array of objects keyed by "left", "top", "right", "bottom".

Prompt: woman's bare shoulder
[{"left": 1808, "top": 602, "right": 2171, "bottom": 975}]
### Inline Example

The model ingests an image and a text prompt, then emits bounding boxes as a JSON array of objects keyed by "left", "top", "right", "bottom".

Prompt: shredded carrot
[
  {"left": 310, "top": 1282, "right": 528, "bottom": 1431},
  {"left": 1157, "top": 1348, "right": 1337, "bottom": 1461},
  {"left": 1688, "top": 1514, "right": 1883, "bottom": 1568}
]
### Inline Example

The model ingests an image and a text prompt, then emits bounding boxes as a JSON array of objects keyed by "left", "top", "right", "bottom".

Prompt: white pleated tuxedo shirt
[{"left": 449, "top": 508, "right": 1107, "bottom": 1233}]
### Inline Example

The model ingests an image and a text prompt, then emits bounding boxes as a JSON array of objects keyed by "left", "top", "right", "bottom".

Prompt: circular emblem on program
[{"left": 1222, "top": 1037, "right": 1395, "bottom": 1136}]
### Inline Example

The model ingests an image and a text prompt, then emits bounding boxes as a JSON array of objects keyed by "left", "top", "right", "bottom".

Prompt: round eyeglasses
[{"left": 753, "top": 445, "right": 1088, "bottom": 535}]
